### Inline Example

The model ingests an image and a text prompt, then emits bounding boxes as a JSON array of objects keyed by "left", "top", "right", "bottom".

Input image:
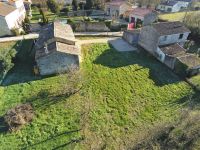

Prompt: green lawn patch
[
  {"left": 0, "top": 43, "right": 198, "bottom": 149},
  {"left": 158, "top": 11, "right": 200, "bottom": 21}
]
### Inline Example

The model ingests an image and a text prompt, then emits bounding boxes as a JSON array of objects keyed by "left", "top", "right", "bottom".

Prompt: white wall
[
  {"left": 5, "top": 9, "right": 21, "bottom": 30},
  {"left": 158, "top": 32, "right": 190, "bottom": 46}
]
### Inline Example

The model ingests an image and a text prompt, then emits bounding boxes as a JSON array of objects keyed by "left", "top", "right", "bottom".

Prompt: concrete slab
[{"left": 108, "top": 38, "right": 137, "bottom": 52}]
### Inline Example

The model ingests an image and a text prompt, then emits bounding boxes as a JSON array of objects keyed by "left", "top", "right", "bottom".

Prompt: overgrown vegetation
[
  {"left": 0, "top": 43, "right": 199, "bottom": 149},
  {"left": 0, "top": 42, "right": 17, "bottom": 83}
]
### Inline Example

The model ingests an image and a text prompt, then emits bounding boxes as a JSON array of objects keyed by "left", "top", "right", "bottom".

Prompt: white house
[
  {"left": 129, "top": 8, "right": 157, "bottom": 26},
  {"left": 157, "top": 0, "right": 192, "bottom": 12},
  {"left": 0, "top": 0, "right": 26, "bottom": 37},
  {"left": 157, "top": 1, "right": 180, "bottom": 12}
]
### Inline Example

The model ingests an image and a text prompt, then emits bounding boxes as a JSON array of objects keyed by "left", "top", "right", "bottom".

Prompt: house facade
[
  {"left": 0, "top": 1, "right": 26, "bottom": 37},
  {"left": 129, "top": 8, "right": 157, "bottom": 26},
  {"left": 157, "top": 0, "right": 192, "bottom": 12},
  {"left": 157, "top": 1, "right": 180, "bottom": 12},
  {"left": 35, "top": 22, "right": 81, "bottom": 76},
  {"left": 138, "top": 21, "right": 200, "bottom": 76},
  {"left": 105, "top": 0, "right": 132, "bottom": 18}
]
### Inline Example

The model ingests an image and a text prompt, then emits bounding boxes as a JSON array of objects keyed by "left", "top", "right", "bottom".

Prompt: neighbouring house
[
  {"left": 23, "top": 0, "right": 32, "bottom": 17},
  {"left": 0, "top": 0, "right": 26, "bottom": 37},
  {"left": 157, "top": 0, "right": 192, "bottom": 12},
  {"left": 139, "top": 21, "right": 200, "bottom": 76},
  {"left": 129, "top": 8, "right": 157, "bottom": 27},
  {"left": 105, "top": 0, "right": 132, "bottom": 18},
  {"left": 157, "top": 1, "right": 180, "bottom": 12},
  {"left": 35, "top": 22, "right": 81, "bottom": 76}
]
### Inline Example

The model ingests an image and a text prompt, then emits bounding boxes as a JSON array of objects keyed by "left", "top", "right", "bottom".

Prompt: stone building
[
  {"left": 129, "top": 8, "right": 157, "bottom": 26},
  {"left": 35, "top": 22, "right": 80, "bottom": 76},
  {"left": 0, "top": 0, "right": 26, "bottom": 37},
  {"left": 139, "top": 21, "right": 200, "bottom": 76},
  {"left": 105, "top": 0, "right": 132, "bottom": 18}
]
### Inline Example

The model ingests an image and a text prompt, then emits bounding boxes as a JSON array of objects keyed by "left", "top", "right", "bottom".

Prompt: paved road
[
  {"left": 77, "top": 38, "right": 116, "bottom": 45},
  {"left": 109, "top": 38, "right": 137, "bottom": 52}
]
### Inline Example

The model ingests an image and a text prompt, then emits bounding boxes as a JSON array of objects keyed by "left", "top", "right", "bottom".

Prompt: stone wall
[
  {"left": 122, "top": 30, "right": 140, "bottom": 45},
  {"left": 76, "top": 22, "right": 110, "bottom": 32}
]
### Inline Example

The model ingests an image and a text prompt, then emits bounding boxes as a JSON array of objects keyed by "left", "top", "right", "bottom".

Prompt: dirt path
[{"left": 77, "top": 38, "right": 117, "bottom": 45}]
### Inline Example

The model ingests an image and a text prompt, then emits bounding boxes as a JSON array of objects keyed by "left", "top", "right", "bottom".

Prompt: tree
[
  {"left": 72, "top": 0, "right": 78, "bottom": 11},
  {"left": 47, "top": 0, "right": 60, "bottom": 14},
  {"left": 85, "top": 0, "right": 94, "bottom": 9},
  {"left": 40, "top": 9, "right": 49, "bottom": 24}
]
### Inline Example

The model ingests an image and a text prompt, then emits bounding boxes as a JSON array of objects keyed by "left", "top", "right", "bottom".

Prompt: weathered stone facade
[{"left": 76, "top": 22, "right": 110, "bottom": 32}]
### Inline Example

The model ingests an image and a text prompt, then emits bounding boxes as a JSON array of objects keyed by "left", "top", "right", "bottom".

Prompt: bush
[
  {"left": 4, "top": 104, "right": 34, "bottom": 131},
  {"left": 39, "top": 9, "right": 49, "bottom": 25},
  {"left": 0, "top": 48, "right": 16, "bottom": 81},
  {"left": 11, "top": 28, "right": 21, "bottom": 36}
]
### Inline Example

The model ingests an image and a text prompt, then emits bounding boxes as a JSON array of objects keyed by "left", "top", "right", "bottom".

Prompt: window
[
  {"left": 179, "top": 34, "right": 184, "bottom": 39},
  {"left": 163, "top": 36, "right": 167, "bottom": 41}
]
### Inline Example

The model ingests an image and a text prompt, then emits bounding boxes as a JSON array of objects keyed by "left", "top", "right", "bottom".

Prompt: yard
[
  {"left": 158, "top": 10, "right": 200, "bottom": 21},
  {"left": 0, "top": 43, "right": 200, "bottom": 149}
]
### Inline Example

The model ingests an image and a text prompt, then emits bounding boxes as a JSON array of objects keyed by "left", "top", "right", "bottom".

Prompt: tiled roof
[
  {"left": 0, "top": 2, "right": 16, "bottom": 16},
  {"left": 152, "top": 21, "right": 190, "bottom": 35},
  {"left": 160, "top": 1, "right": 178, "bottom": 6},
  {"left": 35, "top": 42, "right": 80, "bottom": 59},
  {"left": 130, "top": 8, "right": 155, "bottom": 17},
  {"left": 35, "top": 22, "right": 76, "bottom": 50},
  {"left": 35, "top": 22, "right": 79, "bottom": 59},
  {"left": 160, "top": 43, "right": 186, "bottom": 57},
  {"left": 177, "top": 54, "right": 200, "bottom": 68}
]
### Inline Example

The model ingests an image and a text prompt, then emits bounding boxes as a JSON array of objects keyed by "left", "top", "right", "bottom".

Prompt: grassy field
[
  {"left": 158, "top": 10, "right": 200, "bottom": 21},
  {"left": 0, "top": 43, "right": 199, "bottom": 149}
]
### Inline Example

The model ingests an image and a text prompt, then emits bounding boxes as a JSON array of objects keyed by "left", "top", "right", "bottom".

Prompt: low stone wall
[
  {"left": 122, "top": 30, "right": 140, "bottom": 45},
  {"left": 76, "top": 22, "right": 110, "bottom": 32},
  {"left": 0, "top": 33, "right": 39, "bottom": 43}
]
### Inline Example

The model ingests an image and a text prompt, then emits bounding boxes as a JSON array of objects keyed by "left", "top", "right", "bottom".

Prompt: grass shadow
[
  {"left": 0, "top": 117, "right": 8, "bottom": 134},
  {"left": 93, "top": 47, "right": 181, "bottom": 86}
]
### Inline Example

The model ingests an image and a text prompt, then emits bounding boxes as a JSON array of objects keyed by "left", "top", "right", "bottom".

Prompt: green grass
[
  {"left": 158, "top": 11, "right": 200, "bottom": 21},
  {"left": 0, "top": 43, "right": 199, "bottom": 149},
  {"left": 30, "top": 7, "right": 84, "bottom": 24}
]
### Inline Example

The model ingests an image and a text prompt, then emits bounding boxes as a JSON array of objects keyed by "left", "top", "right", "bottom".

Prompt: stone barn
[{"left": 35, "top": 22, "right": 80, "bottom": 76}]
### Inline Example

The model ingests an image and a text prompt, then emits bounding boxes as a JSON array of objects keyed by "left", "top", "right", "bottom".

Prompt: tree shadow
[
  {"left": 0, "top": 117, "right": 8, "bottom": 134},
  {"left": 1, "top": 40, "right": 43, "bottom": 86},
  {"left": 93, "top": 48, "right": 181, "bottom": 86},
  {"left": 22, "top": 129, "right": 82, "bottom": 149}
]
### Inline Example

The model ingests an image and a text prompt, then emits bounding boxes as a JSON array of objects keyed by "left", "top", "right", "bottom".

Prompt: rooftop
[
  {"left": 35, "top": 22, "right": 79, "bottom": 59},
  {"left": 130, "top": 8, "right": 155, "bottom": 17},
  {"left": 35, "top": 22, "right": 76, "bottom": 50},
  {"left": 160, "top": 43, "right": 186, "bottom": 57},
  {"left": 178, "top": 54, "right": 200, "bottom": 68},
  {"left": 35, "top": 42, "right": 80, "bottom": 59},
  {"left": 0, "top": 2, "right": 16, "bottom": 17},
  {"left": 152, "top": 21, "right": 190, "bottom": 36},
  {"left": 160, "top": 1, "right": 178, "bottom": 6}
]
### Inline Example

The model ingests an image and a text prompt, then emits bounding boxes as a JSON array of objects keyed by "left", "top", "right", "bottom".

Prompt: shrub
[
  {"left": 4, "top": 104, "right": 34, "bottom": 131},
  {"left": 39, "top": 9, "right": 49, "bottom": 25}
]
